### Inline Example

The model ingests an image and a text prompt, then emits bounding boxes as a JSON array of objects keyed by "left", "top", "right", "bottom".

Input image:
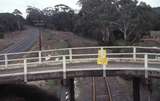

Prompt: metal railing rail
[{"left": 1, "top": 46, "right": 160, "bottom": 66}]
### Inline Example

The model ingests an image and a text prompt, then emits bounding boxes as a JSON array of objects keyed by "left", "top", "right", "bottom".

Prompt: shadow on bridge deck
[{"left": 0, "top": 61, "right": 160, "bottom": 83}]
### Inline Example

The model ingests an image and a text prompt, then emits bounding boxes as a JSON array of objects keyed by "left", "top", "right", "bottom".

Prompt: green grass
[{"left": 47, "top": 80, "right": 59, "bottom": 89}]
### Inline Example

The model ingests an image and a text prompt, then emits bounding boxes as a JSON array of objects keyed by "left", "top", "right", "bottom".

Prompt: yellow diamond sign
[{"left": 97, "top": 49, "right": 108, "bottom": 65}]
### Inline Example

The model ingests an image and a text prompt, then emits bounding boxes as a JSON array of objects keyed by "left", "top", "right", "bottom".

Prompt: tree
[
  {"left": 0, "top": 13, "right": 24, "bottom": 34},
  {"left": 13, "top": 9, "right": 22, "bottom": 16},
  {"left": 76, "top": 0, "right": 158, "bottom": 44},
  {"left": 77, "top": 0, "right": 119, "bottom": 42},
  {"left": 43, "top": 7, "right": 55, "bottom": 16},
  {"left": 153, "top": 7, "right": 160, "bottom": 30},
  {"left": 26, "top": 6, "right": 45, "bottom": 26},
  {"left": 26, "top": 5, "right": 75, "bottom": 31},
  {"left": 111, "top": 0, "right": 138, "bottom": 41},
  {"left": 53, "top": 4, "right": 75, "bottom": 31},
  {"left": 13, "top": 9, "right": 24, "bottom": 30}
]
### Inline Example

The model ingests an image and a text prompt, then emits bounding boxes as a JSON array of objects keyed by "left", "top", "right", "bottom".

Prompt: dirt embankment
[
  {"left": 0, "top": 31, "right": 22, "bottom": 51},
  {"left": 41, "top": 30, "right": 98, "bottom": 49}
]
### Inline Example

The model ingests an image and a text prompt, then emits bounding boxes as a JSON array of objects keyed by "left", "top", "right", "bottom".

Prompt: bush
[
  {"left": 113, "top": 40, "right": 129, "bottom": 46},
  {"left": 0, "top": 33, "right": 4, "bottom": 39}
]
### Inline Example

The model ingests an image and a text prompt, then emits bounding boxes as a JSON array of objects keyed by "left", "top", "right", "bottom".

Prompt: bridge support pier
[
  {"left": 133, "top": 77, "right": 140, "bottom": 101},
  {"left": 133, "top": 78, "right": 152, "bottom": 101},
  {"left": 140, "top": 79, "right": 152, "bottom": 101},
  {"left": 61, "top": 79, "right": 75, "bottom": 101}
]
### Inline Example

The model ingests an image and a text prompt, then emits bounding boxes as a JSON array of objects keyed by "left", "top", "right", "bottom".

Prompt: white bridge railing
[{"left": 0, "top": 46, "right": 160, "bottom": 81}]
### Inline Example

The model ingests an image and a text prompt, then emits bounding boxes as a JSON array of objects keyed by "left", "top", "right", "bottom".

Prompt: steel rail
[
  {"left": 92, "top": 77, "right": 113, "bottom": 101},
  {"left": 104, "top": 77, "right": 113, "bottom": 101}
]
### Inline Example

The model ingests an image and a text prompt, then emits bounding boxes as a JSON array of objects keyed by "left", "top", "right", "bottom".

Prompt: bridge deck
[{"left": 0, "top": 61, "right": 160, "bottom": 83}]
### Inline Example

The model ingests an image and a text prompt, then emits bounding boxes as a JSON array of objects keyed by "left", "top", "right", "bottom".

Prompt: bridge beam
[
  {"left": 61, "top": 79, "right": 75, "bottom": 101},
  {"left": 133, "top": 77, "right": 140, "bottom": 101}
]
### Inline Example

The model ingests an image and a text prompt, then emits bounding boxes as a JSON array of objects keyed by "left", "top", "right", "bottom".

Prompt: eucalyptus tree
[
  {"left": 0, "top": 13, "right": 24, "bottom": 38},
  {"left": 12, "top": 9, "right": 24, "bottom": 30},
  {"left": 153, "top": 7, "right": 160, "bottom": 30},
  {"left": 112, "top": 0, "right": 138, "bottom": 41},
  {"left": 53, "top": 4, "right": 75, "bottom": 31},
  {"left": 77, "top": 0, "right": 119, "bottom": 42},
  {"left": 26, "top": 6, "right": 45, "bottom": 26},
  {"left": 77, "top": 0, "right": 158, "bottom": 44},
  {"left": 42, "top": 7, "right": 56, "bottom": 28},
  {"left": 26, "top": 4, "right": 75, "bottom": 31},
  {"left": 13, "top": 9, "right": 22, "bottom": 16}
]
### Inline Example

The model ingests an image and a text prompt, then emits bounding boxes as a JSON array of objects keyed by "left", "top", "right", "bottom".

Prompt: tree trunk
[
  {"left": 17, "top": 21, "right": 21, "bottom": 30},
  {"left": 124, "top": 28, "right": 127, "bottom": 41},
  {"left": 106, "top": 27, "right": 110, "bottom": 41},
  {"left": 101, "top": 30, "right": 105, "bottom": 42}
]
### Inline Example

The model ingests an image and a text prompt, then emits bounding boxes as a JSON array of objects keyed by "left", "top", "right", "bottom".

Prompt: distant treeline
[
  {"left": 26, "top": 4, "right": 74, "bottom": 31},
  {"left": 0, "top": 9, "right": 25, "bottom": 32},
  {"left": 26, "top": 0, "right": 160, "bottom": 45},
  {"left": 154, "top": 7, "right": 160, "bottom": 15},
  {"left": 0, "top": 0, "right": 160, "bottom": 45},
  {"left": 0, "top": 9, "right": 25, "bottom": 38}
]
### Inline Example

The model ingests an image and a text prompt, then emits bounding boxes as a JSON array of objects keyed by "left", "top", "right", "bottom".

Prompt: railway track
[{"left": 92, "top": 77, "right": 113, "bottom": 101}]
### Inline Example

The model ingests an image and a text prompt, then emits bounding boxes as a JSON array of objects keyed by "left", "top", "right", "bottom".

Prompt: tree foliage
[
  {"left": 25, "top": 1, "right": 160, "bottom": 45},
  {"left": 13, "top": 9, "right": 22, "bottom": 16},
  {"left": 26, "top": 6, "right": 45, "bottom": 25},
  {"left": 0, "top": 12, "right": 24, "bottom": 33},
  {"left": 26, "top": 4, "right": 75, "bottom": 31},
  {"left": 75, "top": 0, "right": 160, "bottom": 45}
]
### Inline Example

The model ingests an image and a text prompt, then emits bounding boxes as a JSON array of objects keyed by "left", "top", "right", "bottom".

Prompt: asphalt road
[{"left": 0, "top": 27, "right": 39, "bottom": 54}]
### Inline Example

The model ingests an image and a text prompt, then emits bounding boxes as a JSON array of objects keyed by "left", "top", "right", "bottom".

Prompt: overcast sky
[{"left": 0, "top": 0, "right": 159, "bottom": 16}]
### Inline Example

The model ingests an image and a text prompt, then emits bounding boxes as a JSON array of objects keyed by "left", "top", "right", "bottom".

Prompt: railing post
[
  {"left": 100, "top": 47, "right": 107, "bottom": 77},
  {"left": 38, "top": 51, "right": 42, "bottom": 64},
  {"left": 101, "top": 47, "right": 103, "bottom": 51},
  {"left": 69, "top": 48, "right": 72, "bottom": 62},
  {"left": 103, "top": 64, "right": 106, "bottom": 77},
  {"left": 133, "top": 47, "right": 136, "bottom": 61},
  {"left": 4, "top": 54, "right": 8, "bottom": 68},
  {"left": 144, "top": 54, "right": 148, "bottom": 78},
  {"left": 24, "top": 59, "right": 28, "bottom": 82},
  {"left": 63, "top": 56, "right": 67, "bottom": 79}
]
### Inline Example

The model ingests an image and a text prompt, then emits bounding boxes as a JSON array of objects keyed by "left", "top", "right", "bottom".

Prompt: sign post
[{"left": 97, "top": 48, "right": 108, "bottom": 77}]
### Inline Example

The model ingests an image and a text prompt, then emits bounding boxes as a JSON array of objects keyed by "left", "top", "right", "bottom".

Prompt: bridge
[
  {"left": 0, "top": 46, "right": 160, "bottom": 101},
  {"left": 0, "top": 46, "right": 160, "bottom": 82}
]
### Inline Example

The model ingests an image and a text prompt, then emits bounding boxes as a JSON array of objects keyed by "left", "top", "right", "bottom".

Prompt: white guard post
[
  {"left": 103, "top": 64, "right": 106, "bottom": 77},
  {"left": 39, "top": 51, "right": 42, "bottom": 64},
  {"left": 69, "top": 49, "right": 72, "bottom": 62},
  {"left": 144, "top": 54, "right": 148, "bottom": 78},
  {"left": 133, "top": 47, "right": 136, "bottom": 61},
  {"left": 4, "top": 54, "right": 8, "bottom": 68},
  {"left": 24, "top": 59, "right": 28, "bottom": 82},
  {"left": 63, "top": 56, "right": 67, "bottom": 79}
]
